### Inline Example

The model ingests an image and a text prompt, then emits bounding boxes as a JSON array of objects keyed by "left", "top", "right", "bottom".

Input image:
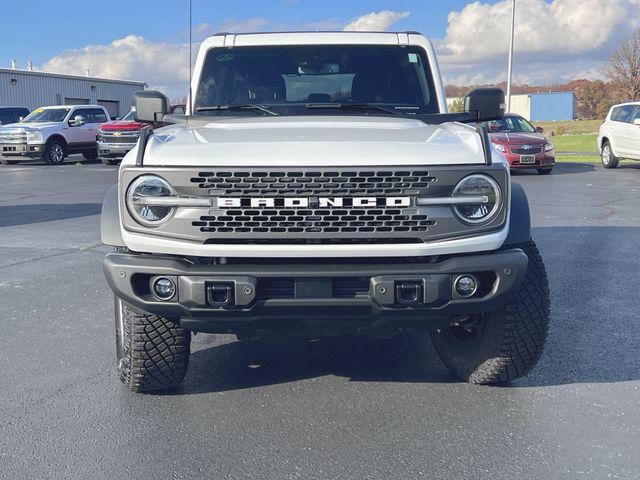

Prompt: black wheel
[
  {"left": 101, "top": 157, "right": 118, "bottom": 166},
  {"left": 601, "top": 141, "right": 619, "bottom": 169},
  {"left": 83, "top": 149, "right": 98, "bottom": 160},
  {"left": 115, "top": 297, "right": 190, "bottom": 392},
  {"left": 537, "top": 168, "right": 552, "bottom": 175},
  {"left": 43, "top": 139, "right": 66, "bottom": 164},
  {"left": 430, "top": 240, "right": 550, "bottom": 384},
  {"left": 0, "top": 158, "right": 18, "bottom": 165}
]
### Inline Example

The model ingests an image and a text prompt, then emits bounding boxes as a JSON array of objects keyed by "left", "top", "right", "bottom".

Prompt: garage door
[
  {"left": 98, "top": 100, "right": 119, "bottom": 118},
  {"left": 65, "top": 98, "right": 89, "bottom": 105}
]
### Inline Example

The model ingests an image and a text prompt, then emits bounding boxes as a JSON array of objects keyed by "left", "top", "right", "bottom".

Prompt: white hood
[
  {"left": 141, "top": 116, "right": 486, "bottom": 167},
  {"left": 0, "top": 122, "right": 60, "bottom": 131}
]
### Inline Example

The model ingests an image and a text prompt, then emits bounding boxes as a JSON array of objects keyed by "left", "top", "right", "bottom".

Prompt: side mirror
[
  {"left": 535, "top": 126, "right": 544, "bottom": 133},
  {"left": 134, "top": 90, "right": 170, "bottom": 122},
  {"left": 465, "top": 88, "right": 505, "bottom": 122},
  {"left": 633, "top": 118, "right": 640, "bottom": 126},
  {"left": 69, "top": 115, "right": 85, "bottom": 127}
]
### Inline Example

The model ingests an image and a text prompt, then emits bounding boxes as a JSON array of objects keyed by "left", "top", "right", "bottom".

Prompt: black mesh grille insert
[{"left": 191, "top": 169, "right": 436, "bottom": 196}]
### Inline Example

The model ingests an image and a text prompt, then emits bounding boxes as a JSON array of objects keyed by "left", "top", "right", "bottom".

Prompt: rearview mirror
[
  {"left": 69, "top": 115, "right": 85, "bottom": 127},
  {"left": 465, "top": 88, "right": 505, "bottom": 122},
  {"left": 134, "top": 90, "right": 170, "bottom": 122}
]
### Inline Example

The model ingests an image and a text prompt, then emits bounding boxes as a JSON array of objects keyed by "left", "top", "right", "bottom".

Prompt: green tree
[{"left": 449, "top": 95, "right": 466, "bottom": 113}]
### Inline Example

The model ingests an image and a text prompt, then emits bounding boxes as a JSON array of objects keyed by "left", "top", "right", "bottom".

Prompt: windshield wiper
[
  {"left": 196, "top": 104, "right": 278, "bottom": 116},
  {"left": 306, "top": 103, "right": 406, "bottom": 116}
]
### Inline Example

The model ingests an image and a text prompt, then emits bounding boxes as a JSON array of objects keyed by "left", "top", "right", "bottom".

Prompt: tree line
[{"left": 446, "top": 30, "right": 640, "bottom": 120}]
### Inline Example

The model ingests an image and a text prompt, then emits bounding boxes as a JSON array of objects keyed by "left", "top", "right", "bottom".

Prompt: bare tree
[{"left": 606, "top": 29, "right": 640, "bottom": 101}]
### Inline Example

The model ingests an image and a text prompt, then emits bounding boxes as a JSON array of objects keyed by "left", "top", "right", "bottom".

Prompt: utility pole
[
  {"left": 506, "top": 0, "right": 516, "bottom": 112},
  {"left": 188, "top": 0, "right": 193, "bottom": 115}
]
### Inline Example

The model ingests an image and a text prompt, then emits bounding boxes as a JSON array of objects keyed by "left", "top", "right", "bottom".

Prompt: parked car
[
  {"left": 0, "top": 107, "right": 29, "bottom": 126},
  {"left": 481, "top": 114, "right": 555, "bottom": 175},
  {"left": 0, "top": 105, "right": 110, "bottom": 165},
  {"left": 598, "top": 101, "right": 640, "bottom": 168},
  {"left": 97, "top": 104, "right": 186, "bottom": 165}
]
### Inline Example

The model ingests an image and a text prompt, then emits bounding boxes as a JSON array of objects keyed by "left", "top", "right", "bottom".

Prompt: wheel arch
[
  {"left": 101, "top": 184, "right": 126, "bottom": 246},
  {"left": 46, "top": 134, "right": 68, "bottom": 154},
  {"left": 504, "top": 181, "right": 531, "bottom": 247}
]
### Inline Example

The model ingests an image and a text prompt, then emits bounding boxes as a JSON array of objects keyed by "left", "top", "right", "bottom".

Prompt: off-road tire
[
  {"left": 101, "top": 157, "right": 118, "bottom": 166},
  {"left": 43, "top": 139, "right": 66, "bottom": 165},
  {"left": 0, "top": 158, "right": 18, "bottom": 165},
  {"left": 430, "top": 240, "right": 550, "bottom": 384},
  {"left": 83, "top": 149, "right": 99, "bottom": 160},
  {"left": 601, "top": 141, "right": 619, "bottom": 169},
  {"left": 115, "top": 297, "right": 190, "bottom": 392},
  {"left": 537, "top": 168, "right": 552, "bottom": 175}
]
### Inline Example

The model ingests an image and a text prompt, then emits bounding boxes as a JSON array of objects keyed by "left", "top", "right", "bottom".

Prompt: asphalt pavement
[{"left": 1, "top": 158, "right": 639, "bottom": 479}]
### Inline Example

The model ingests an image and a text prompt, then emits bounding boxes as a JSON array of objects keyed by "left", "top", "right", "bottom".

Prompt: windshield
[
  {"left": 22, "top": 108, "right": 71, "bottom": 123},
  {"left": 194, "top": 45, "right": 439, "bottom": 115},
  {"left": 121, "top": 108, "right": 135, "bottom": 121},
  {"left": 482, "top": 116, "right": 535, "bottom": 133}
]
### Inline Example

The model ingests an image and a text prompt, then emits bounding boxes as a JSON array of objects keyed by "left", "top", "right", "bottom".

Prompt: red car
[
  {"left": 481, "top": 114, "right": 555, "bottom": 175},
  {"left": 97, "top": 105, "right": 185, "bottom": 165}
]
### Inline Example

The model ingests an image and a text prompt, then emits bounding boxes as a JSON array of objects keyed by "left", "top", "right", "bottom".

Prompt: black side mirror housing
[
  {"left": 465, "top": 88, "right": 505, "bottom": 122},
  {"left": 134, "top": 90, "right": 170, "bottom": 122}
]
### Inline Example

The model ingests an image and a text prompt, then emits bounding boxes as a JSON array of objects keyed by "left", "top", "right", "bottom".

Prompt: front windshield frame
[
  {"left": 193, "top": 44, "right": 439, "bottom": 117},
  {"left": 22, "top": 108, "right": 71, "bottom": 123},
  {"left": 121, "top": 109, "right": 135, "bottom": 121}
]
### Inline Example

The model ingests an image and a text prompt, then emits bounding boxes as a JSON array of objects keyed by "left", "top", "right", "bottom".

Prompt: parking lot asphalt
[{"left": 1, "top": 158, "right": 639, "bottom": 479}]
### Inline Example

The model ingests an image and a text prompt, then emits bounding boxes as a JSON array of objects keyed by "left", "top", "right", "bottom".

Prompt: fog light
[
  {"left": 454, "top": 275, "right": 478, "bottom": 298},
  {"left": 153, "top": 277, "right": 175, "bottom": 300}
]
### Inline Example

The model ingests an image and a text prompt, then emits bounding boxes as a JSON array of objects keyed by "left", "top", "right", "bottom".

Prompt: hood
[
  {"left": 142, "top": 116, "right": 486, "bottom": 167},
  {"left": 490, "top": 132, "right": 546, "bottom": 145},
  {"left": 101, "top": 120, "right": 147, "bottom": 131},
  {"left": 0, "top": 122, "right": 61, "bottom": 131}
]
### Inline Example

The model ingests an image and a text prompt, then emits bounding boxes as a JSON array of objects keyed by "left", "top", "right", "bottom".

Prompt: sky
[{"left": 3, "top": 0, "right": 640, "bottom": 99}]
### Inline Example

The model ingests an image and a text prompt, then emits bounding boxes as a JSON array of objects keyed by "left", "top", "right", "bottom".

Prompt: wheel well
[
  {"left": 46, "top": 134, "right": 68, "bottom": 154},
  {"left": 601, "top": 137, "right": 609, "bottom": 149}
]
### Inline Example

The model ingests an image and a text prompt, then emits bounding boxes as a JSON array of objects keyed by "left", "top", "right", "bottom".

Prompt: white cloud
[
  {"left": 439, "top": 0, "right": 640, "bottom": 85},
  {"left": 220, "top": 17, "right": 269, "bottom": 33},
  {"left": 343, "top": 11, "right": 411, "bottom": 31},
  {"left": 41, "top": 35, "right": 190, "bottom": 98}
]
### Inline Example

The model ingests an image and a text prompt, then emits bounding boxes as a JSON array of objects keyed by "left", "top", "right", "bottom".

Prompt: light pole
[{"left": 506, "top": 0, "right": 516, "bottom": 112}]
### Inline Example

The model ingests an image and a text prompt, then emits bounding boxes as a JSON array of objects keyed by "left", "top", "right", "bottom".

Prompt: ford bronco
[{"left": 101, "top": 31, "right": 550, "bottom": 392}]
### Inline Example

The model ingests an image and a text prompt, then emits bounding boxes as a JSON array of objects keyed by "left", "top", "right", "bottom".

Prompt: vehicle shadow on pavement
[
  {"left": 165, "top": 225, "right": 640, "bottom": 393},
  {"left": 172, "top": 333, "right": 456, "bottom": 395},
  {"left": 0, "top": 203, "right": 102, "bottom": 227},
  {"left": 511, "top": 162, "right": 596, "bottom": 176}
]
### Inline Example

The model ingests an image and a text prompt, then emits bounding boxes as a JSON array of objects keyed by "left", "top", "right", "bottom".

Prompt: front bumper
[
  {"left": 103, "top": 248, "right": 528, "bottom": 333},
  {"left": 0, "top": 143, "right": 44, "bottom": 159},
  {"left": 98, "top": 141, "right": 136, "bottom": 158},
  {"left": 507, "top": 152, "right": 555, "bottom": 169}
]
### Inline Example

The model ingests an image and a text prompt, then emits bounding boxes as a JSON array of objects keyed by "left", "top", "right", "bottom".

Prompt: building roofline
[{"left": 0, "top": 68, "right": 146, "bottom": 87}]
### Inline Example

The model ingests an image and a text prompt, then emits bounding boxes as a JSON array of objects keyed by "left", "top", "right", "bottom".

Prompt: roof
[
  {"left": 0, "top": 67, "right": 145, "bottom": 87},
  {"left": 33, "top": 105, "right": 106, "bottom": 110}
]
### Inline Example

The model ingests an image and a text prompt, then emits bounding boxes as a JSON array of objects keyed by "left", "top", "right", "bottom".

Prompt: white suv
[
  {"left": 598, "top": 101, "right": 640, "bottom": 168},
  {"left": 0, "top": 105, "right": 110, "bottom": 165}
]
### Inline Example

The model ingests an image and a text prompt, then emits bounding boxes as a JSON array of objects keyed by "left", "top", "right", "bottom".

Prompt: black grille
[
  {"left": 190, "top": 169, "right": 436, "bottom": 196},
  {"left": 99, "top": 132, "right": 139, "bottom": 144},
  {"left": 193, "top": 208, "right": 435, "bottom": 234},
  {"left": 512, "top": 146, "right": 542, "bottom": 155}
]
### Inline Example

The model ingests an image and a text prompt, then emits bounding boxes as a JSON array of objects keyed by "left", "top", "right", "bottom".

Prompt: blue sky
[
  {"left": 3, "top": 0, "right": 639, "bottom": 99},
  {"left": 2, "top": 0, "right": 470, "bottom": 66}
]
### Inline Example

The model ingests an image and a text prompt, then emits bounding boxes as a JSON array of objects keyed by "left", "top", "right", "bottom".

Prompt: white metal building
[{"left": 0, "top": 68, "right": 146, "bottom": 118}]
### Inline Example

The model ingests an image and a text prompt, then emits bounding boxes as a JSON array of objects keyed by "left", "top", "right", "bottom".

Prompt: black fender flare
[
  {"left": 505, "top": 181, "right": 531, "bottom": 246},
  {"left": 101, "top": 184, "right": 125, "bottom": 246}
]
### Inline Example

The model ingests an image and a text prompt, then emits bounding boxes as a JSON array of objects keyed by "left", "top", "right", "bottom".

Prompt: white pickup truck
[
  {"left": 101, "top": 31, "right": 550, "bottom": 392},
  {"left": 0, "top": 105, "right": 109, "bottom": 165}
]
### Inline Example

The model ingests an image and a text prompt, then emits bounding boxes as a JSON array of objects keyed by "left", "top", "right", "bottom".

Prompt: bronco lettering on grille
[{"left": 216, "top": 197, "right": 411, "bottom": 208}]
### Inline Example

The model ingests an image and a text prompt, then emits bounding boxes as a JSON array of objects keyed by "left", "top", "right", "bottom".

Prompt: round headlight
[
  {"left": 126, "top": 175, "right": 175, "bottom": 226},
  {"left": 452, "top": 174, "right": 501, "bottom": 224}
]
